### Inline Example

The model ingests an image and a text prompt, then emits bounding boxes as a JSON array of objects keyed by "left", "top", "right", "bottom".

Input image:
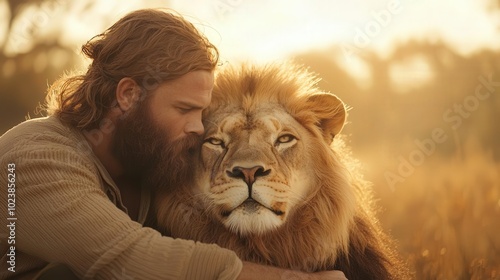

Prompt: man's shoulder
[
  {"left": 0, "top": 116, "right": 89, "bottom": 158},
  {"left": 2, "top": 116, "right": 66, "bottom": 135}
]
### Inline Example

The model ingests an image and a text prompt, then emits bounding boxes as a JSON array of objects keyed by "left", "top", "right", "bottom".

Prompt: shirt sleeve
[{"left": 0, "top": 133, "right": 242, "bottom": 279}]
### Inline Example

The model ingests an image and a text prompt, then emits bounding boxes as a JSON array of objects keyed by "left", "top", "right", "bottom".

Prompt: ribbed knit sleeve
[{"left": 0, "top": 118, "right": 242, "bottom": 279}]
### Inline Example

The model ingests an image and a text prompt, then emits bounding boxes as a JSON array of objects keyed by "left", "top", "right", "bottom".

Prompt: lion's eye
[
  {"left": 276, "top": 134, "right": 296, "bottom": 144},
  {"left": 204, "top": 137, "right": 225, "bottom": 147}
]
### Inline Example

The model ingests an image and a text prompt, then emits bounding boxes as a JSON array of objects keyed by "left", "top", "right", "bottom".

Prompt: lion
[{"left": 153, "top": 63, "right": 411, "bottom": 280}]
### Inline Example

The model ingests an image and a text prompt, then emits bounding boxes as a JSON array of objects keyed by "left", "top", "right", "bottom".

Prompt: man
[{"left": 0, "top": 9, "right": 346, "bottom": 279}]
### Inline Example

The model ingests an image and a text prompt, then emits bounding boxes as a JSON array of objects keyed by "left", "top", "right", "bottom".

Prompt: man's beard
[{"left": 111, "top": 101, "right": 202, "bottom": 191}]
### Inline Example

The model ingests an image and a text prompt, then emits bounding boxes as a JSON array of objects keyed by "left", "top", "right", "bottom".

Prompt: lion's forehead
[{"left": 205, "top": 106, "right": 299, "bottom": 137}]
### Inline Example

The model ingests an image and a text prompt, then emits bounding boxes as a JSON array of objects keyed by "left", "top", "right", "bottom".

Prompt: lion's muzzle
[{"left": 226, "top": 165, "right": 271, "bottom": 188}]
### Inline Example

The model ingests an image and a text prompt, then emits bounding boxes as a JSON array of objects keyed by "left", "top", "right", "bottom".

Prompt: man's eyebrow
[{"left": 174, "top": 100, "right": 205, "bottom": 109}]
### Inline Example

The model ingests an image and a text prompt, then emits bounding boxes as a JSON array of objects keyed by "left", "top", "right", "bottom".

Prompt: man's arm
[{"left": 0, "top": 134, "right": 241, "bottom": 279}]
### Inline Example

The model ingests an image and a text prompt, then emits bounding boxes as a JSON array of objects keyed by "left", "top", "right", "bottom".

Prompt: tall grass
[{"left": 364, "top": 142, "right": 500, "bottom": 279}]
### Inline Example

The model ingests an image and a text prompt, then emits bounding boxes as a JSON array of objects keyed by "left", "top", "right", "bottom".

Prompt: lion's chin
[{"left": 221, "top": 201, "right": 285, "bottom": 236}]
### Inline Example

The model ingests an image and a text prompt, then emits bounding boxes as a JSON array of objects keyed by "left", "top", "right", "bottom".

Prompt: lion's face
[
  {"left": 197, "top": 103, "right": 315, "bottom": 235},
  {"left": 192, "top": 64, "right": 347, "bottom": 236}
]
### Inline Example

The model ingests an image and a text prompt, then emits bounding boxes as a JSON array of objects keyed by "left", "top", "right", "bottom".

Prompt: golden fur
[{"left": 154, "top": 63, "right": 411, "bottom": 279}]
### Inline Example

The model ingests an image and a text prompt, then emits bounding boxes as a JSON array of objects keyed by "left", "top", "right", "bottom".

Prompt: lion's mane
[{"left": 154, "top": 63, "right": 411, "bottom": 280}]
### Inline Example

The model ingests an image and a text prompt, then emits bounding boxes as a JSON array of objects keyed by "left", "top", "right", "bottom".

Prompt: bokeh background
[{"left": 1, "top": 0, "right": 499, "bottom": 279}]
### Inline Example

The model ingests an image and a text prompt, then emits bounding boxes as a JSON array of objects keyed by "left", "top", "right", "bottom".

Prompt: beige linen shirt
[{"left": 0, "top": 116, "right": 242, "bottom": 279}]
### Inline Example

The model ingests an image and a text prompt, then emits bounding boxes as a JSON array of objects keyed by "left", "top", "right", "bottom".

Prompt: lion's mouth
[{"left": 221, "top": 198, "right": 284, "bottom": 217}]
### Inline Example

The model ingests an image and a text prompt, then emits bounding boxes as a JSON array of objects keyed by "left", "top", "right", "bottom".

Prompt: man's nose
[{"left": 185, "top": 120, "right": 204, "bottom": 135}]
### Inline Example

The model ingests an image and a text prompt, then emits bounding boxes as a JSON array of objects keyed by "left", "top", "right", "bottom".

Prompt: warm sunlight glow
[
  {"left": 334, "top": 52, "right": 373, "bottom": 90},
  {"left": 0, "top": 0, "right": 8, "bottom": 48},
  {"left": 3, "top": 0, "right": 498, "bottom": 71},
  {"left": 168, "top": 0, "right": 500, "bottom": 64},
  {"left": 389, "top": 54, "right": 434, "bottom": 93}
]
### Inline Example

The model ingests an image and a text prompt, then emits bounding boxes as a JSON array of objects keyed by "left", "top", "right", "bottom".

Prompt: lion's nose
[{"left": 227, "top": 166, "right": 271, "bottom": 187}]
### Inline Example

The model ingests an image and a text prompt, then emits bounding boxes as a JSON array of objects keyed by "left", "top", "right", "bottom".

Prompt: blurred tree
[
  {"left": 0, "top": 0, "right": 98, "bottom": 134},
  {"left": 292, "top": 41, "right": 500, "bottom": 159}
]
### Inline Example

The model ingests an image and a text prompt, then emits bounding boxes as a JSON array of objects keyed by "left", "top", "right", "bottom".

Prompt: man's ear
[
  {"left": 306, "top": 93, "right": 347, "bottom": 143},
  {"left": 116, "top": 78, "right": 141, "bottom": 112}
]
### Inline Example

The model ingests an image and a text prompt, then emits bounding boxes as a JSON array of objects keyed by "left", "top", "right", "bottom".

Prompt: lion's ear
[{"left": 307, "top": 93, "right": 346, "bottom": 143}]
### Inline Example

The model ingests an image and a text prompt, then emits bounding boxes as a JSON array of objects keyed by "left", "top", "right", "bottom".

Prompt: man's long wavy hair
[{"left": 44, "top": 9, "right": 219, "bottom": 130}]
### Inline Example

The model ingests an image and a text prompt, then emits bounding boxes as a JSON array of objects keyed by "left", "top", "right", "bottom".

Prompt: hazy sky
[
  {"left": 1, "top": 0, "right": 499, "bottom": 64},
  {"left": 171, "top": 0, "right": 500, "bottom": 61}
]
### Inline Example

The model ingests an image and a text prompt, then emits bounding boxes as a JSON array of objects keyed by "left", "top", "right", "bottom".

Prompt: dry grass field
[{"left": 360, "top": 142, "right": 500, "bottom": 279}]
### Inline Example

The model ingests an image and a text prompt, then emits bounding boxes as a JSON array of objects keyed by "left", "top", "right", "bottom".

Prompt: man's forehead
[
  {"left": 173, "top": 87, "right": 212, "bottom": 107},
  {"left": 151, "top": 71, "right": 213, "bottom": 100}
]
